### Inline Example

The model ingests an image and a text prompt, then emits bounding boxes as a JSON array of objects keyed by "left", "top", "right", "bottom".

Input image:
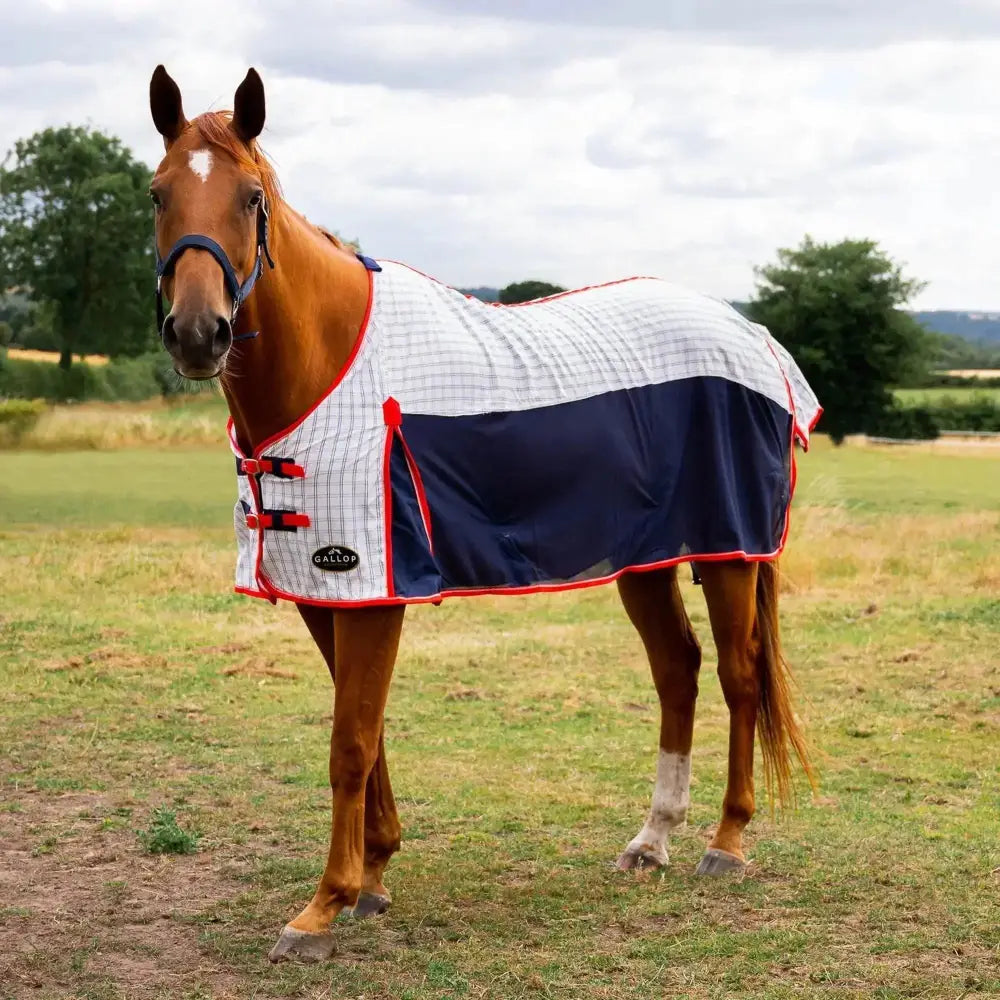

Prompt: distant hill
[
  {"left": 458, "top": 287, "right": 500, "bottom": 303},
  {"left": 911, "top": 311, "right": 1000, "bottom": 344}
]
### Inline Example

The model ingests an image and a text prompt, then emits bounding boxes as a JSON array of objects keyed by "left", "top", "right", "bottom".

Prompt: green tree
[
  {"left": 499, "top": 280, "right": 566, "bottom": 304},
  {"left": 0, "top": 127, "right": 154, "bottom": 368},
  {"left": 747, "top": 237, "right": 930, "bottom": 444}
]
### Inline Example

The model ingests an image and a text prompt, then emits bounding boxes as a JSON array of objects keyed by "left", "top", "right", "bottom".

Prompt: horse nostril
[
  {"left": 161, "top": 315, "right": 179, "bottom": 352},
  {"left": 212, "top": 317, "right": 233, "bottom": 358}
]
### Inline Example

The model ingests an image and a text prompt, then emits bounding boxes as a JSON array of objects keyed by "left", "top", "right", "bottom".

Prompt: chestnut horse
[{"left": 148, "top": 66, "right": 813, "bottom": 963}]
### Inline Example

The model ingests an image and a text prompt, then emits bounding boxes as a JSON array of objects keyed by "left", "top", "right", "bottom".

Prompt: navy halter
[{"left": 154, "top": 198, "right": 276, "bottom": 342}]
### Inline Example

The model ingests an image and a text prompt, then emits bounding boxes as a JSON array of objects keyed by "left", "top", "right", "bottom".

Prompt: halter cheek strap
[{"left": 154, "top": 199, "right": 276, "bottom": 342}]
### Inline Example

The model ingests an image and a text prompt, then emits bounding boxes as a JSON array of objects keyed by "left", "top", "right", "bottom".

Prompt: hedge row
[
  {"left": 920, "top": 373, "right": 1000, "bottom": 389},
  {"left": 926, "top": 395, "right": 1000, "bottom": 432},
  {"left": 0, "top": 351, "right": 199, "bottom": 402},
  {"left": 0, "top": 398, "right": 48, "bottom": 445},
  {"left": 870, "top": 397, "right": 1000, "bottom": 439}
]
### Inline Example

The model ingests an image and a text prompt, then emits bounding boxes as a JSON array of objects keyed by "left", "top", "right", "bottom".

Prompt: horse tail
[{"left": 755, "top": 560, "right": 815, "bottom": 806}]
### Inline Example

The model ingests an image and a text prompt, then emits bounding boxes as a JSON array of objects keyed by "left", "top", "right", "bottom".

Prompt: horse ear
[
  {"left": 233, "top": 68, "right": 266, "bottom": 143},
  {"left": 150, "top": 65, "right": 187, "bottom": 148}
]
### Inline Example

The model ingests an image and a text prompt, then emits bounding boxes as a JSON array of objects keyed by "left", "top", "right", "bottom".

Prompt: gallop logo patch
[{"left": 311, "top": 545, "right": 360, "bottom": 572}]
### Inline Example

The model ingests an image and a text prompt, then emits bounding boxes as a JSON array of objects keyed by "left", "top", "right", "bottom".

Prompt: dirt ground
[{"left": 1, "top": 792, "right": 248, "bottom": 999}]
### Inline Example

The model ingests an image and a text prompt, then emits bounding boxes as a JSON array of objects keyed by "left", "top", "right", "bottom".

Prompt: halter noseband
[{"left": 154, "top": 198, "right": 276, "bottom": 342}]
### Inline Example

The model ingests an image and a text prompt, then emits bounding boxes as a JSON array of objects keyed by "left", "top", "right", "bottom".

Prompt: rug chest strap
[
  {"left": 245, "top": 509, "right": 311, "bottom": 531},
  {"left": 236, "top": 456, "right": 305, "bottom": 479}
]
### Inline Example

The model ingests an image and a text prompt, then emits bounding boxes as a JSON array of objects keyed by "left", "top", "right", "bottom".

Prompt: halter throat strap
[{"left": 154, "top": 199, "right": 275, "bottom": 340}]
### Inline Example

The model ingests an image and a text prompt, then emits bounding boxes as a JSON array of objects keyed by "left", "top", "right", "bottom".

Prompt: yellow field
[{"left": 5, "top": 347, "right": 109, "bottom": 365}]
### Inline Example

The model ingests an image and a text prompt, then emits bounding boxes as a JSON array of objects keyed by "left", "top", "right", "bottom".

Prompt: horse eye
[
  {"left": 248, "top": 191, "right": 263, "bottom": 209},
  {"left": 149, "top": 191, "right": 162, "bottom": 210}
]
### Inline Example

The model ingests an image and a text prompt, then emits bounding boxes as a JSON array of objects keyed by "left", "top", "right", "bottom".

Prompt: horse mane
[
  {"left": 316, "top": 226, "right": 347, "bottom": 250},
  {"left": 187, "top": 112, "right": 283, "bottom": 212}
]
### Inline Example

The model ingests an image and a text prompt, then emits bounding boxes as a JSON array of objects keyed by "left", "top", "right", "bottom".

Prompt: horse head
[{"left": 148, "top": 65, "right": 276, "bottom": 379}]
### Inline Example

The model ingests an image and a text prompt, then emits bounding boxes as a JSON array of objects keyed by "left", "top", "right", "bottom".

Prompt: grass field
[
  {"left": 1, "top": 438, "right": 999, "bottom": 999},
  {"left": 895, "top": 386, "right": 1000, "bottom": 405}
]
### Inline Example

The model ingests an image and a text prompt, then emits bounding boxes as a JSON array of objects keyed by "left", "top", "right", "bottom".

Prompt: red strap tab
[
  {"left": 240, "top": 457, "right": 305, "bottom": 478},
  {"left": 245, "top": 512, "right": 311, "bottom": 530},
  {"left": 382, "top": 396, "right": 402, "bottom": 427}
]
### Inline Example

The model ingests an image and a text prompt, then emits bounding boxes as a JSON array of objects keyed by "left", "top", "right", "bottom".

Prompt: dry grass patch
[{"left": 19, "top": 401, "right": 225, "bottom": 450}]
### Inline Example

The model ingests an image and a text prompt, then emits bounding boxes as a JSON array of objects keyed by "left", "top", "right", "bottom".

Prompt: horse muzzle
[{"left": 162, "top": 309, "right": 233, "bottom": 379}]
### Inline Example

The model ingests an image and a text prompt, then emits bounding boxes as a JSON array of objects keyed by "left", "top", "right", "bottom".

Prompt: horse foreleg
[
  {"left": 696, "top": 560, "right": 759, "bottom": 874},
  {"left": 270, "top": 604, "right": 404, "bottom": 963},
  {"left": 353, "top": 725, "right": 401, "bottom": 917},
  {"left": 295, "top": 605, "right": 402, "bottom": 919},
  {"left": 615, "top": 567, "right": 701, "bottom": 870}
]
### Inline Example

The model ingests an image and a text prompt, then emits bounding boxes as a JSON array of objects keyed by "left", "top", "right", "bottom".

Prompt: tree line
[{"left": 0, "top": 124, "right": 980, "bottom": 442}]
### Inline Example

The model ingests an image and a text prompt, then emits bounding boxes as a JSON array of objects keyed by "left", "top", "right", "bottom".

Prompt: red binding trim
[
  {"left": 244, "top": 470, "right": 278, "bottom": 602},
  {"left": 237, "top": 543, "right": 793, "bottom": 609},
  {"left": 250, "top": 266, "right": 375, "bottom": 459},
  {"left": 381, "top": 425, "right": 396, "bottom": 598},
  {"left": 396, "top": 428, "right": 434, "bottom": 552},
  {"left": 227, "top": 416, "right": 241, "bottom": 455},
  {"left": 762, "top": 339, "right": 801, "bottom": 555},
  {"left": 382, "top": 396, "right": 433, "bottom": 552},
  {"left": 381, "top": 259, "right": 659, "bottom": 308},
  {"left": 805, "top": 405, "right": 824, "bottom": 446}
]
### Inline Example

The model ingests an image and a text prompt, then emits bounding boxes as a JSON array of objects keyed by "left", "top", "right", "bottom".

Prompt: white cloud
[{"left": 0, "top": 0, "right": 996, "bottom": 307}]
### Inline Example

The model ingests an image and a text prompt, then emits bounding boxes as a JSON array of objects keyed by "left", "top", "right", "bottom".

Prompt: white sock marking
[
  {"left": 188, "top": 149, "right": 213, "bottom": 182},
  {"left": 625, "top": 750, "right": 691, "bottom": 864}
]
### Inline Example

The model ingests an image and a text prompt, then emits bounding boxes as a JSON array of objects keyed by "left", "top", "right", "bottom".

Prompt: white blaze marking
[
  {"left": 625, "top": 750, "right": 691, "bottom": 864},
  {"left": 188, "top": 149, "right": 213, "bottom": 182}
]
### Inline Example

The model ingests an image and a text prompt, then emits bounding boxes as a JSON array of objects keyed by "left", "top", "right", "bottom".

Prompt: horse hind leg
[
  {"left": 695, "top": 560, "right": 812, "bottom": 875},
  {"left": 615, "top": 567, "right": 701, "bottom": 871}
]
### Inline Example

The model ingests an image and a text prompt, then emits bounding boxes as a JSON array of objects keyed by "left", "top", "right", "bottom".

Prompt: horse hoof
[
  {"left": 695, "top": 848, "right": 746, "bottom": 876},
  {"left": 345, "top": 891, "right": 391, "bottom": 919},
  {"left": 615, "top": 846, "right": 668, "bottom": 872},
  {"left": 268, "top": 924, "right": 337, "bottom": 964}
]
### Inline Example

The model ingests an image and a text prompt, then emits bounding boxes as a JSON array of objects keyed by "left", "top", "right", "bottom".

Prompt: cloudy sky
[{"left": 2, "top": 0, "right": 998, "bottom": 307}]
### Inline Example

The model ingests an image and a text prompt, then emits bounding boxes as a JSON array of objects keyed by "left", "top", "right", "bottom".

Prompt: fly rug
[
  {"left": 148, "top": 65, "right": 821, "bottom": 965},
  {"left": 231, "top": 261, "right": 820, "bottom": 605}
]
